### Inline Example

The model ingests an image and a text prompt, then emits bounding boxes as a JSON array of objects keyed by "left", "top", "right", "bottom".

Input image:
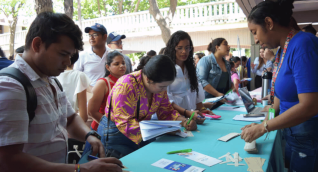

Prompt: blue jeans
[
  {"left": 81, "top": 116, "right": 153, "bottom": 158},
  {"left": 283, "top": 117, "right": 318, "bottom": 172}
]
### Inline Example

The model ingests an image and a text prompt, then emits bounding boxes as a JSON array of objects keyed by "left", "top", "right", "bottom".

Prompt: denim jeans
[
  {"left": 283, "top": 117, "right": 318, "bottom": 172},
  {"left": 81, "top": 116, "right": 154, "bottom": 159}
]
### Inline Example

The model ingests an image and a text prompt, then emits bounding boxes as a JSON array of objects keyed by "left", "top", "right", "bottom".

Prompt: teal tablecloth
[{"left": 120, "top": 103, "right": 284, "bottom": 172}]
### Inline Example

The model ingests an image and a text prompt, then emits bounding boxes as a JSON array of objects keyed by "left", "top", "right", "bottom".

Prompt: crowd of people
[{"left": 0, "top": 0, "right": 317, "bottom": 171}]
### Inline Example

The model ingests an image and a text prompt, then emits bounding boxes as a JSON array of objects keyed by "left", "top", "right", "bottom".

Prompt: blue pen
[{"left": 88, "top": 155, "right": 125, "bottom": 168}]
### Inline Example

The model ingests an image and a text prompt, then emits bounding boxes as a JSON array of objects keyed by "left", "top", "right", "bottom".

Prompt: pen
[
  {"left": 88, "top": 155, "right": 125, "bottom": 168},
  {"left": 187, "top": 112, "right": 195, "bottom": 125},
  {"left": 233, "top": 107, "right": 240, "bottom": 109},
  {"left": 167, "top": 149, "right": 192, "bottom": 154}
]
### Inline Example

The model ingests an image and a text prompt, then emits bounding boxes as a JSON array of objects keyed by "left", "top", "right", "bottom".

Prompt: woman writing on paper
[
  {"left": 196, "top": 38, "right": 234, "bottom": 109},
  {"left": 164, "top": 31, "right": 216, "bottom": 123},
  {"left": 240, "top": 0, "right": 318, "bottom": 171},
  {"left": 87, "top": 51, "right": 126, "bottom": 131},
  {"left": 86, "top": 55, "right": 197, "bottom": 157}
]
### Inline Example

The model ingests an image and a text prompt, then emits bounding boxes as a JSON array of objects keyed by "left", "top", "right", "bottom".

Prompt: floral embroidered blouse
[{"left": 105, "top": 70, "right": 180, "bottom": 145}]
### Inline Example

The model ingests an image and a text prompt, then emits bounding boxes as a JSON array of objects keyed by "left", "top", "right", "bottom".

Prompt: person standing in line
[
  {"left": 251, "top": 47, "right": 273, "bottom": 88},
  {"left": 196, "top": 38, "right": 233, "bottom": 110},
  {"left": 74, "top": 23, "right": 108, "bottom": 87},
  {"left": 88, "top": 51, "right": 126, "bottom": 131},
  {"left": 164, "top": 31, "right": 215, "bottom": 124},
  {"left": 57, "top": 51, "right": 91, "bottom": 124},
  {"left": 240, "top": 0, "right": 318, "bottom": 171},
  {"left": 194, "top": 53, "right": 205, "bottom": 67},
  {"left": 0, "top": 47, "right": 13, "bottom": 70},
  {"left": 106, "top": 32, "right": 132, "bottom": 74}
]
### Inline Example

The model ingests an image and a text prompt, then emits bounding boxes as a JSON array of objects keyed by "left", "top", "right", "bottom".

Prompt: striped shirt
[{"left": 0, "top": 55, "right": 75, "bottom": 163}]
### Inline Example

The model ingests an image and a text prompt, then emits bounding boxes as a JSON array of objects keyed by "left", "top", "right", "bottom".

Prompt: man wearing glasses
[
  {"left": 106, "top": 32, "right": 132, "bottom": 74},
  {"left": 74, "top": 23, "right": 108, "bottom": 86}
]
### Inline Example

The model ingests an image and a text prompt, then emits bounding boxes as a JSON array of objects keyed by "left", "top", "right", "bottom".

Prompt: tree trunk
[
  {"left": 103, "top": 1, "right": 107, "bottom": 16},
  {"left": 64, "top": 0, "right": 74, "bottom": 19},
  {"left": 134, "top": 0, "right": 141, "bottom": 12},
  {"left": 9, "top": 19, "right": 17, "bottom": 58},
  {"left": 77, "top": 0, "right": 82, "bottom": 29},
  {"left": 97, "top": 0, "right": 102, "bottom": 17},
  {"left": 118, "top": 0, "right": 123, "bottom": 14},
  {"left": 34, "top": 0, "right": 53, "bottom": 14},
  {"left": 149, "top": 0, "right": 177, "bottom": 44}
]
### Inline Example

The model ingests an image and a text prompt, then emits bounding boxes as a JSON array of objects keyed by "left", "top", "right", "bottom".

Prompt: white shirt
[
  {"left": 167, "top": 65, "right": 204, "bottom": 110},
  {"left": 252, "top": 57, "right": 274, "bottom": 76},
  {"left": 0, "top": 55, "right": 75, "bottom": 163},
  {"left": 57, "top": 70, "right": 91, "bottom": 112},
  {"left": 74, "top": 48, "right": 108, "bottom": 86}
]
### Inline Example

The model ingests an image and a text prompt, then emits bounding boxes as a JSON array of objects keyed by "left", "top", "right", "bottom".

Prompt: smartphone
[{"left": 243, "top": 113, "right": 265, "bottom": 117}]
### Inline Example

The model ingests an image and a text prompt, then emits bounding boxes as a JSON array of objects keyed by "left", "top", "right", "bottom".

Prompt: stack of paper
[
  {"left": 139, "top": 120, "right": 181, "bottom": 141},
  {"left": 233, "top": 114, "right": 265, "bottom": 122},
  {"left": 244, "top": 157, "right": 266, "bottom": 172}
]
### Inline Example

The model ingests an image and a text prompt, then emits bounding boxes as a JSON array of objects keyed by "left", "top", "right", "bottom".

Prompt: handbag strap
[{"left": 106, "top": 75, "right": 141, "bottom": 142}]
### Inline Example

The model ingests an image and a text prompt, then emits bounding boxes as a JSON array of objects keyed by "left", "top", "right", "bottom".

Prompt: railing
[
  {"left": 0, "top": 30, "right": 28, "bottom": 46},
  {"left": 0, "top": 0, "right": 246, "bottom": 48}
]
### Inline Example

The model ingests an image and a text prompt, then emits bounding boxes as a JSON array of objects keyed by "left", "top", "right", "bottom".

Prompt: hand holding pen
[{"left": 80, "top": 156, "right": 124, "bottom": 172}]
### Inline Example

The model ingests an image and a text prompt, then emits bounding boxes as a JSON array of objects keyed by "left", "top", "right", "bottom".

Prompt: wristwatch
[{"left": 85, "top": 130, "right": 101, "bottom": 141}]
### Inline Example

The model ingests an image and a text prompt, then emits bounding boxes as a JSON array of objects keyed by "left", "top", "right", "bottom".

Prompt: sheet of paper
[
  {"left": 216, "top": 106, "right": 246, "bottom": 112},
  {"left": 152, "top": 158, "right": 205, "bottom": 172},
  {"left": 176, "top": 131, "right": 188, "bottom": 138},
  {"left": 177, "top": 151, "right": 222, "bottom": 167},
  {"left": 183, "top": 129, "right": 194, "bottom": 137},
  {"left": 218, "top": 133, "right": 241, "bottom": 142},
  {"left": 233, "top": 114, "right": 265, "bottom": 122},
  {"left": 140, "top": 120, "right": 181, "bottom": 141}
]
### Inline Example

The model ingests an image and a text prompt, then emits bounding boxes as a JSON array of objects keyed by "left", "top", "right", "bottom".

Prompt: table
[{"left": 120, "top": 103, "right": 284, "bottom": 172}]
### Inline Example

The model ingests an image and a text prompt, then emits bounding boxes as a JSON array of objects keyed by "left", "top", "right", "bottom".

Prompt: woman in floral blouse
[{"left": 100, "top": 55, "right": 197, "bottom": 156}]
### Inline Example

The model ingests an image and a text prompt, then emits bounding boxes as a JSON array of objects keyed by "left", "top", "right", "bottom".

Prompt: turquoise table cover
[{"left": 120, "top": 103, "right": 284, "bottom": 172}]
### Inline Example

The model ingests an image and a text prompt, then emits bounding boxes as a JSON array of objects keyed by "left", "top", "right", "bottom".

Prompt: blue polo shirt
[
  {"left": 275, "top": 31, "right": 318, "bottom": 117},
  {"left": 0, "top": 57, "right": 14, "bottom": 70}
]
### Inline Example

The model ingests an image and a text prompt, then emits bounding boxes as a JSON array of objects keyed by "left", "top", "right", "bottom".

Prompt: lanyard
[{"left": 270, "top": 30, "right": 294, "bottom": 103}]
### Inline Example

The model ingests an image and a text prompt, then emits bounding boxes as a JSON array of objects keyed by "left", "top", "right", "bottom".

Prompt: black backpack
[{"left": 0, "top": 67, "right": 63, "bottom": 122}]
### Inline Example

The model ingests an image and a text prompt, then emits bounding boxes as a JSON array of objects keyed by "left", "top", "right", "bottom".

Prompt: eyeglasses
[
  {"left": 88, "top": 33, "right": 99, "bottom": 38},
  {"left": 110, "top": 42, "right": 123, "bottom": 46},
  {"left": 175, "top": 46, "right": 192, "bottom": 52}
]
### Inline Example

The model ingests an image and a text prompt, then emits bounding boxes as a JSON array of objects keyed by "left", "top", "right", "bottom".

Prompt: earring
[{"left": 270, "top": 27, "right": 272, "bottom": 30}]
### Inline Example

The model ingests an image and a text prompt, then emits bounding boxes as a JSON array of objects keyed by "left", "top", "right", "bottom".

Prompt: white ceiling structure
[{"left": 235, "top": 0, "right": 318, "bottom": 31}]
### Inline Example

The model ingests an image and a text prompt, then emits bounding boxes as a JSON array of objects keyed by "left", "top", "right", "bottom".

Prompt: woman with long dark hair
[
  {"left": 196, "top": 38, "right": 233, "bottom": 109},
  {"left": 87, "top": 51, "right": 126, "bottom": 131},
  {"left": 164, "top": 31, "right": 215, "bottom": 123},
  {"left": 240, "top": 0, "right": 318, "bottom": 171}
]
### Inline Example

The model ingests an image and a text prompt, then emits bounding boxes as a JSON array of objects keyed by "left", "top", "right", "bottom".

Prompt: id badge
[{"left": 268, "top": 108, "right": 275, "bottom": 120}]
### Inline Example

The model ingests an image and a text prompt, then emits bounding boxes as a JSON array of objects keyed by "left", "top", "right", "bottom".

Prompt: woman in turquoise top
[{"left": 196, "top": 38, "right": 233, "bottom": 109}]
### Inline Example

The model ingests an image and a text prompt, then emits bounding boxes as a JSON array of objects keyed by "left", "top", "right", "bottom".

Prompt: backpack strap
[
  {"left": 0, "top": 67, "right": 37, "bottom": 123},
  {"left": 53, "top": 78, "right": 63, "bottom": 92}
]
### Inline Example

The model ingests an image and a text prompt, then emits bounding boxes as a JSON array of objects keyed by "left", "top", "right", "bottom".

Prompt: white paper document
[
  {"left": 152, "top": 158, "right": 205, "bottom": 172},
  {"left": 233, "top": 114, "right": 265, "bottom": 122},
  {"left": 139, "top": 120, "right": 181, "bottom": 141},
  {"left": 178, "top": 151, "right": 222, "bottom": 167},
  {"left": 216, "top": 106, "right": 246, "bottom": 112}
]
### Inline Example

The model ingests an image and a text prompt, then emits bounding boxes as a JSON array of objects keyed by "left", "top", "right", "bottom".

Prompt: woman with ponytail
[
  {"left": 240, "top": 0, "right": 318, "bottom": 171},
  {"left": 87, "top": 51, "right": 126, "bottom": 131}
]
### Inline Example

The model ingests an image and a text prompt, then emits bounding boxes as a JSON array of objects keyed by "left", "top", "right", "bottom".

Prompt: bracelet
[
  {"left": 75, "top": 164, "right": 80, "bottom": 172},
  {"left": 264, "top": 121, "right": 270, "bottom": 141},
  {"left": 200, "top": 107, "right": 207, "bottom": 111},
  {"left": 183, "top": 109, "right": 187, "bottom": 116}
]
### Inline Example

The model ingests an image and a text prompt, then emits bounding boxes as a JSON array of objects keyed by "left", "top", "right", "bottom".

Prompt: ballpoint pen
[
  {"left": 187, "top": 112, "right": 195, "bottom": 125},
  {"left": 167, "top": 149, "right": 192, "bottom": 154}
]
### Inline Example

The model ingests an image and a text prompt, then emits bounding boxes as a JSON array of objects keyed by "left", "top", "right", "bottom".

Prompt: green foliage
[
  {"left": 127, "top": 52, "right": 146, "bottom": 61},
  {"left": 0, "top": 0, "right": 26, "bottom": 18}
]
